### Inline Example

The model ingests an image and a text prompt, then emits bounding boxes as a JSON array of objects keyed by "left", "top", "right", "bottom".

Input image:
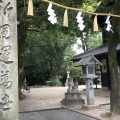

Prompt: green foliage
[
  {"left": 24, "top": 29, "right": 76, "bottom": 85},
  {"left": 93, "top": 78, "right": 100, "bottom": 89},
  {"left": 76, "top": 32, "right": 102, "bottom": 52},
  {"left": 76, "top": 77, "right": 85, "bottom": 85},
  {"left": 49, "top": 76, "right": 62, "bottom": 86},
  {"left": 87, "top": 32, "right": 102, "bottom": 49},
  {"left": 82, "top": 1, "right": 101, "bottom": 12},
  {"left": 70, "top": 63, "right": 82, "bottom": 77},
  {"left": 102, "top": 0, "right": 114, "bottom": 5},
  {"left": 93, "top": 78, "right": 100, "bottom": 84},
  {"left": 73, "top": 1, "right": 103, "bottom": 52}
]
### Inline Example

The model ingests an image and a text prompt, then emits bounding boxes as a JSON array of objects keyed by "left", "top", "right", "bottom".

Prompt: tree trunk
[
  {"left": 18, "top": 21, "right": 27, "bottom": 97},
  {"left": 96, "top": 84, "right": 97, "bottom": 89},
  {"left": 49, "top": 61, "right": 53, "bottom": 78},
  {"left": 108, "top": 41, "right": 119, "bottom": 114},
  {"left": 108, "top": 1, "right": 120, "bottom": 114}
]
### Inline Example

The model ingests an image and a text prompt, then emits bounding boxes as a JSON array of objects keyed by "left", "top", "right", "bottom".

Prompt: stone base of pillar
[
  {"left": 61, "top": 91, "right": 85, "bottom": 107},
  {"left": 82, "top": 104, "right": 100, "bottom": 110}
]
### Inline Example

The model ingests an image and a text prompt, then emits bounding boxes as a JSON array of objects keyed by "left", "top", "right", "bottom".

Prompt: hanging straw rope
[
  {"left": 63, "top": 9, "right": 68, "bottom": 27},
  {"left": 27, "top": 0, "right": 34, "bottom": 16},
  {"left": 93, "top": 15, "right": 98, "bottom": 31},
  {"left": 41, "top": 0, "right": 120, "bottom": 18}
]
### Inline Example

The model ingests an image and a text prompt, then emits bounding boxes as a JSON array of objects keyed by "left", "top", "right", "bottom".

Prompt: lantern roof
[{"left": 75, "top": 55, "right": 102, "bottom": 67}]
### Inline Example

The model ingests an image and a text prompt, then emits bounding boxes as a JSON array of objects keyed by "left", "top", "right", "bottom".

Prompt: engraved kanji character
[
  {"left": 2, "top": 94, "right": 13, "bottom": 111},
  {"left": 1, "top": 24, "right": 11, "bottom": 39},
  {"left": 4, "top": 81, "right": 13, "bottom": 89},
  {"left": 1, "top": 45, "right": 11, "bottom": 61},
  {"left": 0, "top": 70, "right": 9, "bottom": 85},
  {"left": 4, "top": 2, "right": 13, "bottom": 17}
]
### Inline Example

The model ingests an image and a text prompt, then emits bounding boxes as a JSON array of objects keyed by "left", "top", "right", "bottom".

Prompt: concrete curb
[{"left": 19, "top": 107, "right": 62, "bottom": 113}]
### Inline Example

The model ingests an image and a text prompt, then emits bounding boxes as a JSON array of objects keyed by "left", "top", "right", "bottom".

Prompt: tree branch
[{"left": 27, "top": 28, "right": 46, "bottom": 32}]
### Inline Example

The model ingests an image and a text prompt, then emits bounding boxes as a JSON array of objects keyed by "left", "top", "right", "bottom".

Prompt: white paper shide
[
  {"left": 76, "top": 11, "right": 85, "bottom": 31},
  {"left": 47, "top": 3, "right": 57, "bottom": 24},
  {"left": 105, "top": 16, "right": 113, "bottom": 32}
]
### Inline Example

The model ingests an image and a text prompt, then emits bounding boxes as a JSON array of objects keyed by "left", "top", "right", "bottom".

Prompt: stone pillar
[
  {"left": 118, "top": 73, "right": 120, "bottom": 108},
  {"left": 0, "top": 0, "right": 18, "bottom": 120},
  {"left": 86, "top": 79, "right": 94, "bottom": 105}
]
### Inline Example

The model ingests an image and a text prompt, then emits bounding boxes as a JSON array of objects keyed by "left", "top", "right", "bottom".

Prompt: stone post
[
  {"left": 0, "top": 0, "right": 18, "bottom": 120},
  {"left": 86, "top": 79, "right": 94, "bottom": 105}
]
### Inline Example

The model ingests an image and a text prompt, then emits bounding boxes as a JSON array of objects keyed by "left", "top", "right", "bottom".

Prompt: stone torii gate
[{"left": 0, "top": 0, "right": 18, "bottom": 120}]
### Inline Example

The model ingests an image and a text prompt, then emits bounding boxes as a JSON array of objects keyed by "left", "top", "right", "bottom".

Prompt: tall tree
[
  {"left": 107, "top": 0, "right": 120, "bottom": 114},
  {"left": 93, "top": 0, "right": 120, "bottom": 114},
  {"left": 17, "top": 1, "right": 28, "bottom": 95},
  {"left": 25, "top": 28, "right": 75, "bottom": 83}
]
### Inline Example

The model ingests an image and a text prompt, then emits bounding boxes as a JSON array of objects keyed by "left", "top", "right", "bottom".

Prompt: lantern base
[{"left": 61, "top": 91, "right": 85, "bottom": 107}]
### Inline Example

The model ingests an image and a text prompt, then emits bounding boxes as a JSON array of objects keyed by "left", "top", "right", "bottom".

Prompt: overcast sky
[{"left": 72, "top": 38, "right": 84, "bottom": 55}]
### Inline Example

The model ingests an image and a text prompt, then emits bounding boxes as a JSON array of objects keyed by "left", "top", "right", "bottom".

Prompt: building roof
[{"left": 72, "top": 44, "right": 120, "bottom": 62}]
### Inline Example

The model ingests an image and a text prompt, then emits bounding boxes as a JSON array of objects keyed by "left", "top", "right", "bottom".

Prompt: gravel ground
[{"left": 19, "top": 85, "right": 120, "bottom": 120}]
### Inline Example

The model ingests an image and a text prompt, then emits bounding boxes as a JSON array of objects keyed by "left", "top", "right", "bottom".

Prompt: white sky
[{"left": 72, "top": 38, "right": 84, "bottom": 55}]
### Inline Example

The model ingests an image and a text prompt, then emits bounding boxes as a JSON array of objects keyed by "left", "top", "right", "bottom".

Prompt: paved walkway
[
  {"left": 20, "top": 108, "right": 99, "bottom": 120},
  {"left": 19, "top": 85, "right": 110, "bottom": 120}
]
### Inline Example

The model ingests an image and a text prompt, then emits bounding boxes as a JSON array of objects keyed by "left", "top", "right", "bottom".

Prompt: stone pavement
[{"left": 19, "top": 108, "right": 99, "bottom": 120}]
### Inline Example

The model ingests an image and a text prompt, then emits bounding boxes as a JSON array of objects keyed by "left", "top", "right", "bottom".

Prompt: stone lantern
[{"left": 75, "top": 55, "right": 102, "bottom": 105}]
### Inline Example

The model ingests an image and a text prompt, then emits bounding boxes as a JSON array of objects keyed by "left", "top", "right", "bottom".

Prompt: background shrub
[{"left": 49, "top": 76, "right": 62, "bottom": 86}]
